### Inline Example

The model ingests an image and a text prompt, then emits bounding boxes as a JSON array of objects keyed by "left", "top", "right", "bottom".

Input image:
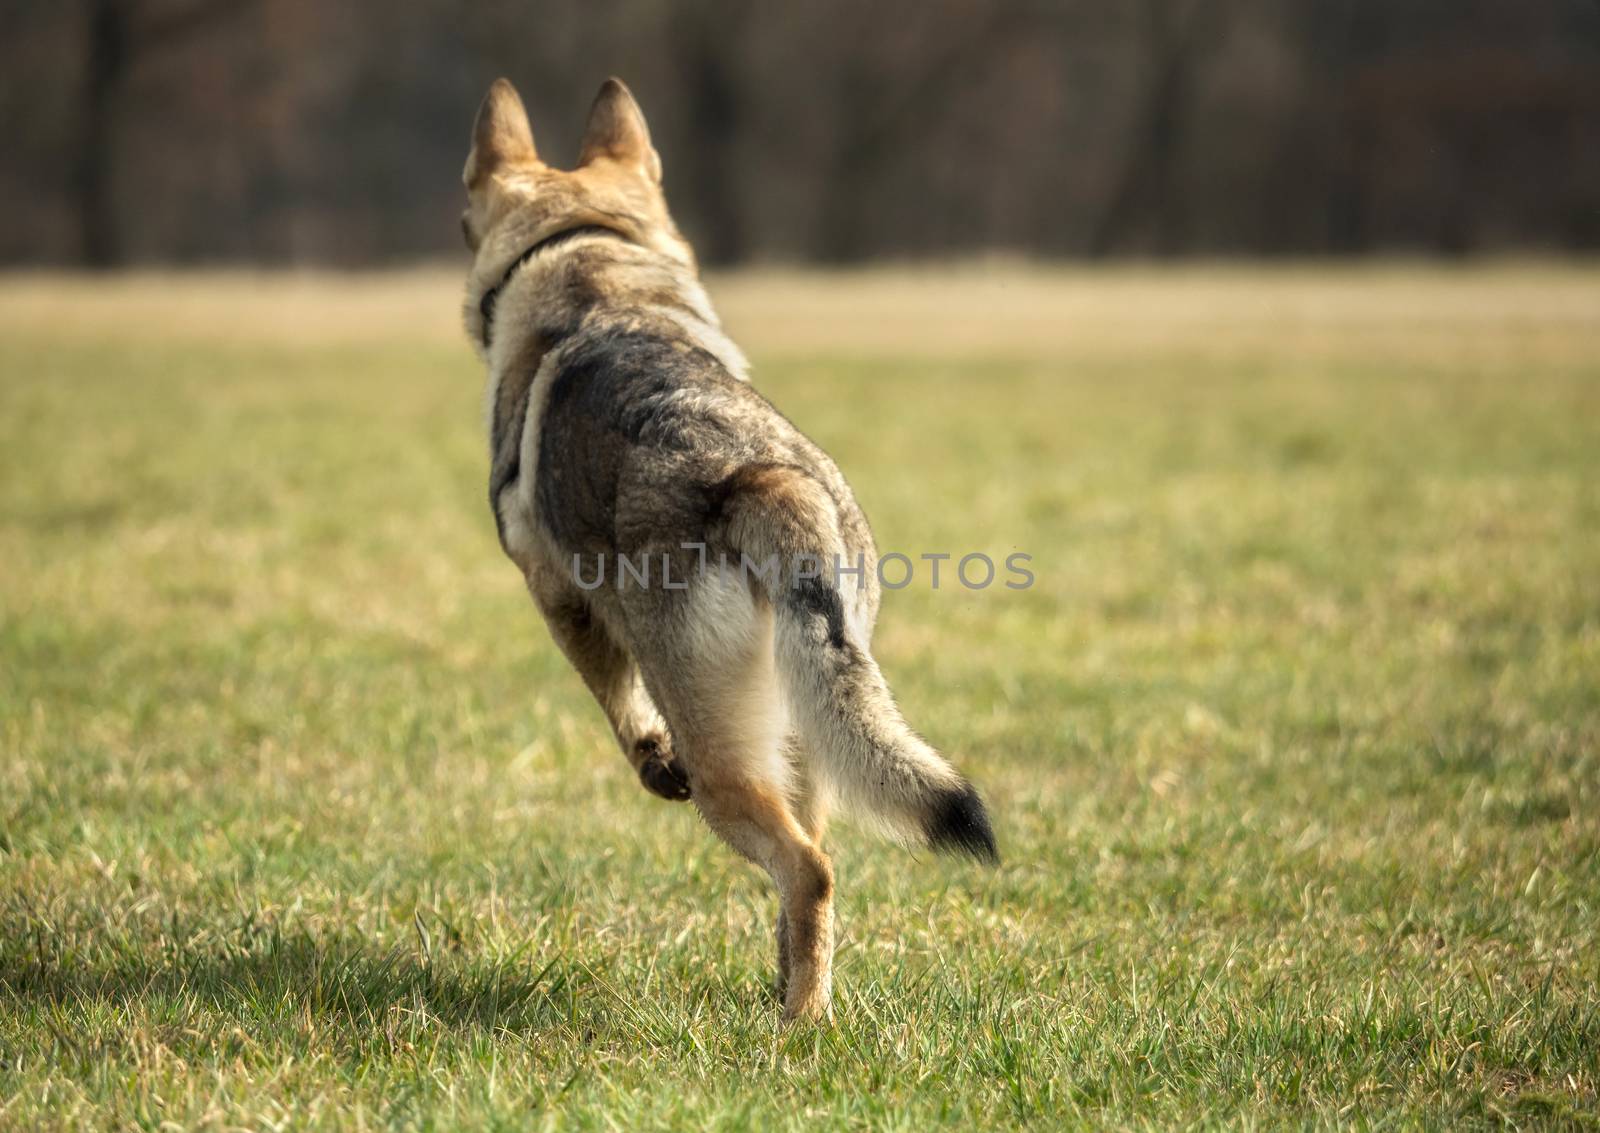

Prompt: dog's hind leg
[
  {"left": 629, "top": 585, "right": 835, "bottom": 1022},
  {"left": 691, "top": 764, "right": 834, "bottom": 1022},
  {"left": 777, "top": 734, "right": 833, "bottom": 1000}
]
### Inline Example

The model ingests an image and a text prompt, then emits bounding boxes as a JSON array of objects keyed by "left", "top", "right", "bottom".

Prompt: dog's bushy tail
[{"left": 721, "top": 464, "right": 997, "bottom": 864}]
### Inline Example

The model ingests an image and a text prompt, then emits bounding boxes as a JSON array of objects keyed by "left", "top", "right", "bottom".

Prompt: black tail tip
[{"left": 925, "top": 781, "right": 999, "bottom": 866}]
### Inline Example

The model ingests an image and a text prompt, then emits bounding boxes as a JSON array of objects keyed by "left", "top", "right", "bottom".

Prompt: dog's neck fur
[
  {"left": 477, "top": 224, "right": 630, "bottom": 349},
  {"left": 467, "top": 221, "right": 749, "bottom": 385}
]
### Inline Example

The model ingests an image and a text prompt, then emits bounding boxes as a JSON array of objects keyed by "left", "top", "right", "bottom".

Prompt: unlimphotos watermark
[{"left": 569, "top": 545, "right": 1035, "bottom": 592}]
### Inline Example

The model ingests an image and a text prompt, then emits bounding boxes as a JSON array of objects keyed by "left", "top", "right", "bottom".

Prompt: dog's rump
[{"left": 717, "top": 463, "right": 997, "bottom": 862}]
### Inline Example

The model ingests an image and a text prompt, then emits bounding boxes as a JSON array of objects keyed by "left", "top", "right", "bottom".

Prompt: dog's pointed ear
[
  {"left": 466, "top": 78, "right": 536, "bottom": 186},
  {"left": 578, "top": 78, "right": 661, "bottom": 183}
]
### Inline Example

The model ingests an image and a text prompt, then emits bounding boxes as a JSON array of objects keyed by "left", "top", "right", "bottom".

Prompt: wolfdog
[{"left": 460, "top": 77, "right": 996, "bottom": 1022}]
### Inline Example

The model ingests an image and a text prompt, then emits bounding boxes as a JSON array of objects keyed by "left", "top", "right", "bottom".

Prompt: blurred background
[
  {"left": 3, "top": 6, "right": 1599, "bottom": 1126},
  {"left": 2, "top": 0, "right": 1598, "bottom": 268}
]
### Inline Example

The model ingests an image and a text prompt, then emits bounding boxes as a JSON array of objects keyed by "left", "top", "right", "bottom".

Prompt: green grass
[{"left": 1, "top": 266, "right": 1597, "bottom": 1129}]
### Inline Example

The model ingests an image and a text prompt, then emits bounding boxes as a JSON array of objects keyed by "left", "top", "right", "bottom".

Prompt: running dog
[{"left": 460, "top": 77, "right": 996, "bottom": 1022}]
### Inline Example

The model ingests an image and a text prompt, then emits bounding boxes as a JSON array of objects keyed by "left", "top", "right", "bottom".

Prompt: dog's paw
[{"left": 634, "top": 736, "right": 691, "bottom": 801}]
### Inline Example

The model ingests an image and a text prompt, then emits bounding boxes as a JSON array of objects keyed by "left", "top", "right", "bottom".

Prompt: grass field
[{"left": 1, "top": 264, "right": 1597, "bottom": 1129}]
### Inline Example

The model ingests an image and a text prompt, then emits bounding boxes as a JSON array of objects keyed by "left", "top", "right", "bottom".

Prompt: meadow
[{"left": 1, "top": 264, "right": 1597, "bottom": 1129}]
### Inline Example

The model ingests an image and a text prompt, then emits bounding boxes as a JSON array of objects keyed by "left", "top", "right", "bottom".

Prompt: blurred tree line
[{"left": 1, "top": 0, "right": 1596, "bottom": 267}]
